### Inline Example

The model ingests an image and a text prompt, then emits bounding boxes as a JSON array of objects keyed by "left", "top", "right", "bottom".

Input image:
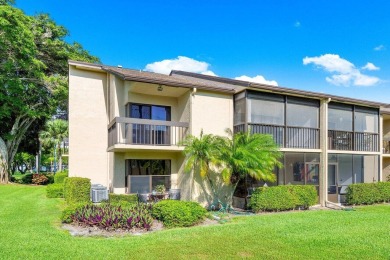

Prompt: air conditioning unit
[{"left": 91, "top": 184, "right": 108, "bottom": 203}]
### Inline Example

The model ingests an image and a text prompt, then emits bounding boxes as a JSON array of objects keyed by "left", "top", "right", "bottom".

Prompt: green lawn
[{"left": 1, "top": 185, "right": 389, "bottom": 260}]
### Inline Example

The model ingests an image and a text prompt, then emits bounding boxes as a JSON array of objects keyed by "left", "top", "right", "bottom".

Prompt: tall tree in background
[
  {"left": 39, "top": 120, "right": 68, "bottom": 172},
  {"left": 0, "top": 2, "right": 99, "bottom": 183}
]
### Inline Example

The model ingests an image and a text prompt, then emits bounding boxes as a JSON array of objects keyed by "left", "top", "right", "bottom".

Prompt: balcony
[
  {"left": 234, "top": 123, "right": 319, "bottom": 149},
  {"left": 108, "top": 117, "right": 189, "bottom": 150},
  {"left": 328, "top": 130, "right": 379, "bottom": 152}
]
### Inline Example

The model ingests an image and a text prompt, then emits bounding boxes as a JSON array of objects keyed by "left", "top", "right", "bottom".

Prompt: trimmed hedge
[
  {"left": 346, "top": 182, "right": 390, "bottom": 205},
  {"left": 152, "top": 200, "right": 207, "bottom": 228},
  {"left": 63, "top": 177, "right": 91, "bottom": 205},
  {"left": 46, "top": 184, "right": 64, "bottom": 198},
  {"left": 109, "top": 194, "right": 138, "bottom": 205},
  {"left": 288, "top": 185, "right": 318, "bottom": 209},
  {"left": 54, "top": 170, "right": 68, "bottom": 184},
  {"left": 250, "top": 185, "right": 318, "bottom": 212}
]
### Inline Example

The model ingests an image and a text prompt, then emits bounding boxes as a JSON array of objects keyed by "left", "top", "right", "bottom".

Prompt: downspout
[{"left": 190, "top": 88, "right": 196, "bottom": 201}]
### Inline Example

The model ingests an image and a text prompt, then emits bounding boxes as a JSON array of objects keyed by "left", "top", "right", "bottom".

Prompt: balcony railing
[
  {"left": 234, "top": 123, "right": 319, "bottom": 149},
  {"left": 328, "top": 130, "right": 379, "bottom": 152},
  {"left": 108, "top": 117, "right": 189, "bottom": 147}
]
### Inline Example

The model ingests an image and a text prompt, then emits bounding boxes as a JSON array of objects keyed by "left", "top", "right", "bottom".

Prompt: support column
[{"left": 319, "top": 99, "right": 329, "bottom": 206}]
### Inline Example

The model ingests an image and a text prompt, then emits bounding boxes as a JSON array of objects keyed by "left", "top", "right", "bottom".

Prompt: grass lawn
[{"left": 1, "top": 185, "right": 389, "bottom": 259}]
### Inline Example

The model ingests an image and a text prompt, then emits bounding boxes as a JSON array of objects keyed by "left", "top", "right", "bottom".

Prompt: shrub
[
  {"left": 377, "top": 182, "right": 390, "bottom": 202},
  {"left": 346, "top": 182, "right": 390, "bottom": 205},
  {"left": 109, "top": 194, "right": 138, "bottom": 206},
  {"left": 250, "top": 186, "right": 297, "bottom": 212},
  {"left": 15, "top": 173, "right": 33, "bottom": 184},
  {"left": 44, "top": 173, "right": 55, "bottom": 184},
  {"left": 63, "top": 177, "right": 91, "bottom": 205},
  {"left": 288, "top": 185, "right": 318, "bottom": 209},
  {"left": 32, "top": 174, "right": 49, "bottom": 185},
  {"left": 46, "top": 184, "right": 64, "bottom": 198},
  {"left": 61, "top": 203, "right": 90, "bottom": 224},
  {"left": 54, "top": 170, "right": 68, "bottom": 184},
  {"left": 65, "top": 204, "right": 153, "bottom": 230},
  {"left": 152, "top": 200, "right": 207, "bottom": 228}
]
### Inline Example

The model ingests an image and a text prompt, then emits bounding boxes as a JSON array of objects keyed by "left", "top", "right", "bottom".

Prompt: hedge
[
  {"left": 109, "top": 194, "right": 138, "bottom": 204},
  {"left": 250, "top": 185, "right": 318, "bottom": 212},
  {"left": 54, "top": 170, "right": 68, "bottom": 184},
  {"left": 63, "top": 177, "right": 91, "bottom": 205},
  {"left": 46, "top": 184, "right": 64, "bottom": 198},
  {"left": 288, "top": 185, "right": 318, "bottom": 209},
  {"left": 346, "top": 182, "right": 390, "bottom": 205},
  {"left": 152, "top": 200, "right": 207, "bottom": 228}
]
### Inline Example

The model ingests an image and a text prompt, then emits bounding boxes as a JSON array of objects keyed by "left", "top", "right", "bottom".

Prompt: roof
[
  {"left": 69, "top": 60, "right": 390, "bottom": 109},
  {"left": 170, "top": 70, "right": 390, "bottom": 108},
  {"left": 68, "top": 60, "right": 236, "bottom": 93}
]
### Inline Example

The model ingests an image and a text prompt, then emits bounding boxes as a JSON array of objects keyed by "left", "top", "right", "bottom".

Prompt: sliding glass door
[{"left": 128, "top": 104, "right": 171, "bottom": 145}]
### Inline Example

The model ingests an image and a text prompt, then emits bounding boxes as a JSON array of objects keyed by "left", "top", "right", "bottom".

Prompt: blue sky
[{"left": 16, "top": 0, "right": 390, "bottom": 103}]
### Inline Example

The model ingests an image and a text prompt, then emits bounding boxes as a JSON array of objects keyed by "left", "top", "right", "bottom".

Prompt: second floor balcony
[
  {"left": 234, "top": 123, "right": 320, "bottom": 149},
  {"left": 328, "top": 130, "right": 379, "bottom": 152},
  {"left": 108, "top": 117, "right": 189, "bottom": 150}
]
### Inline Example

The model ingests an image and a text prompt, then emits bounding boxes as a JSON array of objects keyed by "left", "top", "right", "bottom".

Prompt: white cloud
[
  {"left": 303, "top": 54, "right": 380, "bottom": 87},
  {"left": 294, "top": 21, "right": 301, "bottom": 27},
  {"left": 362, "top": 62, "right": 380, "bottom": 71},
  {"left": 144, "top": 56, "right": 216, "bottom": 75},
  {"left": 374, "top": 45, "right": 385, "bottom": 51},
  {"left": 234, "top": 75, "right": 278, "bottom": 86}
]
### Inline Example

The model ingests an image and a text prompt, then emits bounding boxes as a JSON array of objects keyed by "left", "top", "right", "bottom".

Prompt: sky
[{"left": 16, "top": 0, "right": 390, "bottom": 103}]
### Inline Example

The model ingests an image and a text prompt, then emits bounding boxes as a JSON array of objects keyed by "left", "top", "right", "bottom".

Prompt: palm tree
[
  {"left": 39, "top": 119, "right": 68, "bottom": 172},
  {"left": 216, "top": 129, "right": 282, "bottom": 202},
  {"left": 182, "top": 130, "right": 221, "bottom": 203}
]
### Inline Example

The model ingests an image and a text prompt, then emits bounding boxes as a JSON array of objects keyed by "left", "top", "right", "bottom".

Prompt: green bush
[
  {"left": 250, "top": 186, "right": 296, "bottom": 212},
  {"left": 19, "top": 173, "right": 33, "bottom": 184},
  {"left": 346, "top": 182, "right": 390, "bottom": 205},
  {"left": 152, "top": 200, "right": 207, "bottom": 228},
  {"left": 54, "top": 170, "right": 68, "bottom": 184},
  {"left": 109, "top": 193, "right": 138, "bottom": 206},
  {"left": 288, "top": 185, "right": 318, "bottom": 209},
  {"left": 63, "top": 177, "right": 91, "bottom": 205},
  {"left": 377, "top": 182, "right": 390, "bottom": 202},
  {"left": 46, "top": 184, "right": 64, "bottom": 198},
  {"left": 44, "top": 173, "right": 55, "bottom": 184}
]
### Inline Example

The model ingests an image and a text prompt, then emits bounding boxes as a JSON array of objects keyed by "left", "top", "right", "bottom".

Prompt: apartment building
[{"left": 68, "top": 60, "right": 390, "bottom": 205}]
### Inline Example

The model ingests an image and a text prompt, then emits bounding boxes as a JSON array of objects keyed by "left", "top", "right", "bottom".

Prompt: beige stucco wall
[
  {"left": 383, "top": 157, "right": 390, "bottom": 181},
  {"left": 68, "top": 66, "right": 109, "bottom": 186},
  {"left": 191, "top": 90, "right": 233, "bottom": 137}
]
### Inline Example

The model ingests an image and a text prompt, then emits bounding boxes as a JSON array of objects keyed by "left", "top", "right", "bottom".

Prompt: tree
[
  {"left": 182, "top": 131, "right": 222, "bottom": 205},
  {"left": 183, "top": 129, "right": 282, "bottom": 206},
  {"left": 13, "top": 152, "right": 35, "bottom": 174},
  {"left": 39, "top": 120, "right": 68, "bottom": 172},
  {"left": 0, "top": 4, "right": 99, "bottom": 183},
  {"left": 217, "top": 130, "right": 282, "bottom": 203}
]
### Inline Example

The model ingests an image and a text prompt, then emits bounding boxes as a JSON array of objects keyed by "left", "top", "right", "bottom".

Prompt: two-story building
[{"left": 68, "top": 60, "right": 390, "bottom": 206}]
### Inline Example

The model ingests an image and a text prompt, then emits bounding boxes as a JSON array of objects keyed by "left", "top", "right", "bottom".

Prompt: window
[
  {"left": 248, "top": 99, "right": 284, "bottom": 125},
  {"left": 126, "top": 159, "right": 171, "bottom": 193},
  {"left": 328, "top": 104, "right": 353, "bottom": 131},
  {"left": 128, "top": 104, "right": 171, "bottom": 121},
  {"left": 286, "top": 97, "right": 319, "bottom": 128},
  {"left": 354, "top": 107, "right": 378, "bottom": 133},
  {"left": 234, "top": 98, "right": 246, "bottom": 125},
  {"left": 127, "top": 103, "right": 171, "bottom": 145}
]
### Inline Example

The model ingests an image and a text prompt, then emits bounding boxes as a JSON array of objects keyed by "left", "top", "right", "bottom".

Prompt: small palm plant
[
  {"left": 216, "top": 129, "right": 282, "bottom": 203},
  {"left": 182, "top": 130, "right": 221, "bottom": 203}
]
